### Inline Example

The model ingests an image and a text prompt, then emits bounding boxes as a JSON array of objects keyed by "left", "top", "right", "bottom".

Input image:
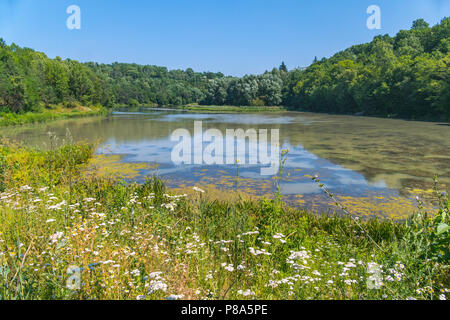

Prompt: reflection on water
[{"left": 1, "top": 110, "right": 449, "bottom": 219}]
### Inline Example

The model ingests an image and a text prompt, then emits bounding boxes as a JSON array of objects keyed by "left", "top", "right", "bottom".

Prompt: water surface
[{"left": 2, "top": 110, "right": 449, "bottom": 218}]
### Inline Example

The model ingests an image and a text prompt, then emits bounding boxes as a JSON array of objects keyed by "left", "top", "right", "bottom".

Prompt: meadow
[{"left": 0, "top": 139, "right": 448, "bottom": 300}]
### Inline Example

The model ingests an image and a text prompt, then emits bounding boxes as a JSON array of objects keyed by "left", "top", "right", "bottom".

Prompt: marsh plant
[{"left": 0, "top": 142, "right": 448, "bottom": 300}]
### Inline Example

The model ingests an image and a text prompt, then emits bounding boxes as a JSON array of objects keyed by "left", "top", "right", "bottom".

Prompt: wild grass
[
  {"left": 0, "top": 141, "right": 448, "bottom": 300},
  {"left": 0, "top": 105, "right": 107, "bottom": 127}
]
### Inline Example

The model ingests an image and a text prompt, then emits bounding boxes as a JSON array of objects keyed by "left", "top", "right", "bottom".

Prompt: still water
[{"left": 1, "top": 110, "right": 449, "bottom": 219}]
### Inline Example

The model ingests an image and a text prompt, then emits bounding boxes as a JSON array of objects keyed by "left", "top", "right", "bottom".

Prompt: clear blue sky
[{"left": 0, "top": 0, "right": 448, "bottom": 76}]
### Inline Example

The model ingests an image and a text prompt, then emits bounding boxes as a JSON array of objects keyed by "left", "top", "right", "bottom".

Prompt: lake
[{"left": 1, "top": 109, "right": 449, "bottom": 219}]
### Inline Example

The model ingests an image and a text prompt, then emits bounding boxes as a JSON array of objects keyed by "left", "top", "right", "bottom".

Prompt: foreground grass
[
  {"left": 0, "top": 142, "right": 448, "bottom": 300},
  {"left": 0, "top": 105, "right": 108, "bottom": 127}
]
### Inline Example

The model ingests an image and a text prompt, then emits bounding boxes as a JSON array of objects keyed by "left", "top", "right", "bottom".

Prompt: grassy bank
[
  {"left": 179, "top": 105, "right": 289, "bottom": 113},
  {"left": 0, "top": 105, "right": 108, "bottom": 127},
  {"left": 0, "top": 142, "right": 448, "bottom": 300}
]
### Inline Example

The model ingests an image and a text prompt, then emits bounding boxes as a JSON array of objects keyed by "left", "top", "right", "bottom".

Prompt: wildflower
[
  {"left": 149, "top": 272, "right": 163, "bottom": 279},
  {"left": 395, "top": 262, "right": 405, "bottom": 270},
  {"left": 237, "top": 289, "right": 255, "bottom": 297},
  {"left": 239, "top": 230, "right": 259, "bottom": 237},
  {"left": 161, "top": 203, "right": 176, "bottom": 211},
  {"left": 148, "top": 280, "right": 167, "bottom": 294},
  {"left": 287, "top": 250, "right": 310, "bottom": 262},
  {"left": 193, "top": 187, "right": 205, "bottom": 193},
  {"left": 249, "top": 247, "right": 271, "bottom": 256},
  {"left": 439, "top": 294, "right": 446, "bottom": 301},
  {"left": 205, "top": 274, "right": 213, "bottom": 281},
  {"left": 48, "top": 200, "right": 67, "bottom": 211},
  {"left": 136, "top": 295, "right": 146, "bottom": 300},
  {"left": 222, "top": 263, "right": 234, "bottom": 272},
  {"left": 49, "top": 232, "right": 63, "bottom": 243},
  {"left": 131, "top": 269, "right": 141, "bottom": 277}
]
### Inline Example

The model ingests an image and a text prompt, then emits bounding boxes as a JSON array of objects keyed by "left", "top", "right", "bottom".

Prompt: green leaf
[{"left": 437, "top": 223, "right": 449, "bottom": 235}]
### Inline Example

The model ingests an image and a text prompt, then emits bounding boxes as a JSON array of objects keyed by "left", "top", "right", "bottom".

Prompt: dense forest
[
  {"left": 282, "top": 18, "right": 450, "bottom": 121},
  {"left": 0, "top": 18, "right": 449, "bottom": 120},
  {"left": 86, "top": 63, "right": 225, "bottom": 107},
  {"left": 0, "top": 40, "right": 109, "bottom": 112}
]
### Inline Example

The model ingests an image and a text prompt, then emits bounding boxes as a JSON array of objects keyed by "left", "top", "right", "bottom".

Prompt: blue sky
[{"left": 0, "top": 0, "right": 448, "bottom": 76}]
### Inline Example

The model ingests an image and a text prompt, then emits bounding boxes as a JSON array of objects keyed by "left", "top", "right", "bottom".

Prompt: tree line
[{"left": 0, "top": 18, "right": 448, "bottom": 121}]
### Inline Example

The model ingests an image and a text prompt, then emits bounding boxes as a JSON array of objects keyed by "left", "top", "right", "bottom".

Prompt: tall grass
[{"left": 0, "top": 142, "right": 448, "bottom": 300}]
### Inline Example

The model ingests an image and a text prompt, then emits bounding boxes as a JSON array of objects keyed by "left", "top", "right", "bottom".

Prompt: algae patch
[{"left": 86, "top": 154, "right": 159, "bottom": 179}]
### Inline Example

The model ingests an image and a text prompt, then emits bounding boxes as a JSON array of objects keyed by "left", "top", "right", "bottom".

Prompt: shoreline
[
  {"left": 116, "top": 104, "right": 450, "bottom": 124},
  {"left": 0, "top": 105, "right": 109, "bottom": 128},
  {"left": 177, "top": 105, "right": 450, "bottom": 123},
  {"left": 2, "top": 104, "right": 448, "bottom": 128}
]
